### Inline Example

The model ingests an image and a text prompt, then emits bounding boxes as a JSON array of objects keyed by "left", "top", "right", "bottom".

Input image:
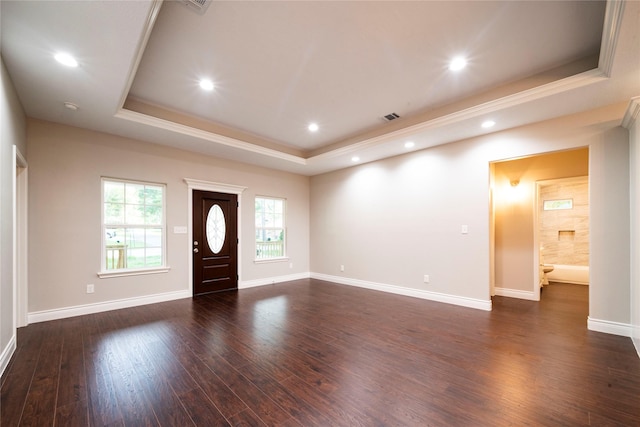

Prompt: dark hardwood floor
[{"left": 2, "top": 279, "right": 640, "bottom": 426}]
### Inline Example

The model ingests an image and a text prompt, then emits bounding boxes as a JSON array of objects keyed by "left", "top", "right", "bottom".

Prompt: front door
[{"left": 192, "top": 190, "right": 238, "bottom": 295}]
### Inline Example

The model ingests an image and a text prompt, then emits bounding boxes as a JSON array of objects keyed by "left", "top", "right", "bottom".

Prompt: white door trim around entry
[
  {"left": 14, "top": 146, "right": 28, "bottom": 328},
  {"left": 183, "top": 179, "right": 246, "bottom": 295}
]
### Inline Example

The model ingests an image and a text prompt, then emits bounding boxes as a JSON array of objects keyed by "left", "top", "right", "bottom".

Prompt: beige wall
[
  {"left": 27, "top": 119, "right": 309, "bottom": 314},
  {"left": 311, "top": 104, "right": 630, "bottom": 325},
  {"left": 493, "top": 149, "right": 589, "bottom": 291},
  {"left": 630, "top": 109, "right": 640, "bottom": 354},
  {"left": 1, "top": 58, "right": 27, "bottom": 372},
  {"left": 589, "top": 127, "right": 630, "bottom": 324}
]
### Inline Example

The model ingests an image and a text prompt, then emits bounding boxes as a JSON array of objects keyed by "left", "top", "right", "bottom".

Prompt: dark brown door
[{"left": 193, "top": 190, "right": 238, "bottom": 296}]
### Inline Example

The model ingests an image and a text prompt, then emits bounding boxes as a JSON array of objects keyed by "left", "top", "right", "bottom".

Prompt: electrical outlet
[
  {"left": 340, "top": 265, "right": 345, "bottom": 272},
  {"left": 86, "top": 284, "right": 95, "bottom": 294},
  {"left": 289, "top": 262, "right": 293, "bottom": 269},
  {"left": 461, "top": 225, "right": 468, "bottom": 234},
  {"left": 424, "top": 275, "right": 430, "bottom": 283}
]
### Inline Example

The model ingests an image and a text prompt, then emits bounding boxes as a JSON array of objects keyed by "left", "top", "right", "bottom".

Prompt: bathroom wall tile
[{"left": 539, "top": 178, "right": 589, "bottom": 266}]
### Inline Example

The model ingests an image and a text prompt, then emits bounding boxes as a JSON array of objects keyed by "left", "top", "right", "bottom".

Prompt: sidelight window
[
  {"left": 255, "top": 196, "right": 286, "bottom": 260},
  {"left": 101, "top": 178, "right": 166, "bottom": 273}
]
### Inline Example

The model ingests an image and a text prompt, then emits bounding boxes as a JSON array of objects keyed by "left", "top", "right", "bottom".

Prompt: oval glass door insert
[{"left": 206, "top": 204, "right": 226, "bottom": 254}]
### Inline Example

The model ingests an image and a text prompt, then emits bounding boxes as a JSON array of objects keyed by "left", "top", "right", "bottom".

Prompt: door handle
[
  {"left": 194, "top": 241, "right": 199, "bottom": 246},
  {"left": 193, "top": 248, "right": 199, "bottom": 253}
]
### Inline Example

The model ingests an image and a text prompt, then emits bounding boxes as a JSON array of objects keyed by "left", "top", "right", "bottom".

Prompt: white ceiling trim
[
  {"left": 308, "top": 68, "right": 608, "bottom": 163},
  {"left": 116, "top": 67, "right": 608, "bottom": 167},
  {"left": 621, "top": 96, "right": 640, "bottom": 129},
  {"left": 116, "top": 0, "right": 164, "bottom": 112},
  {"left": 599, "top": 0, "right": 625, "bottom": 77},
  {"left": 113, "top": 0, "right": 621, "bottom": 170},
  {"left": 114, "top": 108, "right": 307, "bottom": 165}
]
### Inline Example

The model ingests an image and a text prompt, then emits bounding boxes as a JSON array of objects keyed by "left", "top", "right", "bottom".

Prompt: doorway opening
[{"left": 490, "top": 147, "right": 589, "bottom": 303}]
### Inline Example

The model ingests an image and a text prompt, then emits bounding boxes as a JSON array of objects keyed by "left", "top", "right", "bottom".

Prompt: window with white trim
[
  {"left": 102, "top": 178, "right": 166, "bottom": 271},
  {"left": 255, "top": 196, "right": 286, "bottom": 260}
]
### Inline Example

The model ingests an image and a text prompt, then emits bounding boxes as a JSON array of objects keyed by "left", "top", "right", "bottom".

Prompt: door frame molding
[
  {"left": 184, "top": 179, "right": 246, "bottom": 294},
  {"left": 14, "top": 146, "right": 28, "bottom": 328}
]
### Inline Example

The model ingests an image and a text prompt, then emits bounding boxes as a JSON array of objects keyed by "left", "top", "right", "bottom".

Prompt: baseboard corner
[
  {"left": 0, "top": 334, "right": 17, "bottom": 377},
  {"left": 587, "top": 316, "right": 632, "bottom": 337}
]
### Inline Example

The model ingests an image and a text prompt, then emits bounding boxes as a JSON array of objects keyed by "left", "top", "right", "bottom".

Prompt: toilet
[
  {"left": 541, "top": 264, "right": 554, "bottom": 286},
  {"left": 539, "top": 251, "right": 554, "bottom": 286}
]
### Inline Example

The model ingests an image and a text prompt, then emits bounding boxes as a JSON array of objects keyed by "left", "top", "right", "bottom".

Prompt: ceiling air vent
[
  {"left": 180, "top": 0, "right": 212, "bottom": 15},
  {"left": 383, "top": 112, "right": 400, "bottom": 121}
]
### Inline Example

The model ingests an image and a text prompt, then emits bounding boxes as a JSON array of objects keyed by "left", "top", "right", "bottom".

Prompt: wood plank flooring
[{"left": 2, "top": 279, "right": 640, "bottom": 426}]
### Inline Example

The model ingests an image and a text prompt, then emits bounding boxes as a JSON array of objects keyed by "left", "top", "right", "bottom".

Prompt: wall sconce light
[{"left": 510, "top": 180, "right": 520, "bottom": 187}]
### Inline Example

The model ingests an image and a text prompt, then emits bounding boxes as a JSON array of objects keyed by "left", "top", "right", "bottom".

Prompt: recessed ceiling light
[
  {"left": 481, "top": 120, "right": 496, "bottom": 128},
  {"left": 199, "top": 78, "right": 214, "bottom": 91},
  {"left": 308, "top": 123, "right": 319, "bottom": 132},
  {"left": 351, "top": 156, "right": 360, "bottom": 162},
  {"left": 404, "top": 141, "right": 415, "bottom": 148},
  {"left": 54, "top": 52, "right": 78, "bottom": 67},
  {"left": 63, "top": 102, "right": 79, "bottom": 111},
  {"left": 449, "top": 56, "right": 467, "bottom": 71}
]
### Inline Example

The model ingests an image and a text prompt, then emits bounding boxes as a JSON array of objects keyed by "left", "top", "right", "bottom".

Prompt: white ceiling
[{"left": 2, "top": 1, "right": 639, "bottom": 176}]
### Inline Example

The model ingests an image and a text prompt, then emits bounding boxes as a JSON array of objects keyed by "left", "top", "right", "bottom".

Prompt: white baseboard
[
  {"left": 311, "top": 273, "right": 492, "bottom": 311},
  {"left": 0, "top": 334, "right": 17, "bottom": 377},
  {"left": 240, "top": 272, "right": 311, "bottom": 289},
  {"left": 28, "top": 290, "right": 191, "bottom": 324},
  {"left": 587, "top": 316, "right": 632, "bottom": 337},
  {"left": 494, "top": 287, "right": 539, "bottom": 301}
]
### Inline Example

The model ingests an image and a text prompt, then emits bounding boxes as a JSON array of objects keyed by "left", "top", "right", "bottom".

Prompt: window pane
[
  {"left": 104, "top": 181, "right": 124, "bottom": 204},
  {"left": 274, "top": 200, "right": 283, "bottom": 215},
  {"left": 543, "top": 199, "right": 573, "bottom": 210},
  {"left": 127, "top": 248, "right": 145, "bottom": 269},
  {"left": 105, "top": 243, "right": 127, "bottom": 270},
  {"left": 127, "top": 228, "right": 146, "bottom": 248},
  {"left": 105, "top": 227, "right": 124, "bottom": 245},
  {"left": 145, "top": 205, "right": 162, "bottom": 225},
  {"left": 145, "top": 248, "right": 162, "bottom": 267},
  {"left": 146, "top": 228, "right": 162, "bottom": 248},
  {"left": 104, "top": 203, "right": 124, "bottom": 224},
  {"left": 125, "top": 183, "right": 145, "bottom": 205},
  {"left": 144, "top": 186, "right": 163, "bottom": 206},
  {"left": 125, "top": 204, "right": 144, "bottom": 225},
  {"left": 273, "top": 213, "right": 283, "bottom": 228}
]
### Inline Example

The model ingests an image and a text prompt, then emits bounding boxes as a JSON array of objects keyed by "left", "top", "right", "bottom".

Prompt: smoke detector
[{"left": 180, "top": 0, "right": 212, "bottom": 15}]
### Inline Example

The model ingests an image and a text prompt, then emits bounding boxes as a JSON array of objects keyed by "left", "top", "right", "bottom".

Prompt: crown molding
[
  {"left": 599, "top": 0, "right": 626, "bottom": 77},
  {"left": 117, "top": 0, "right": 164, "bottom": 110},
  {"left": 115, "top": 108, "right": 307, "bottom": 165},
  {"left": 116, "top": 0, "right": 620, "bottom": 170},
  {"left": 310, "top": 68, "right": 608, "bottom": 162},
  {"left": 621, "top": 96, "right": 640, "bottom": 129}
]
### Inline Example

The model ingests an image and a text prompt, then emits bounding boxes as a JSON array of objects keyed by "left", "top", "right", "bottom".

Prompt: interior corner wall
[
  {"left": 629, "top": 115, "right": 640, "bottom": 354},
  {"left": 26, "top": 119, "right": 310, "bottom": 316},
  {"left": 310, "top": 104, "right": 630, "bottom": 319},
  {"left": 589, "top": 127, "right": 630, "bottom": 325},
  {"left": 1, "top": 57, "right": 27, "bottom": 373}
]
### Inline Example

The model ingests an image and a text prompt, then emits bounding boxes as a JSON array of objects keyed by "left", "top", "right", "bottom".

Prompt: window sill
[
  {"left": 97, "top": 266, "right": 171, "bottom": 279},
  {"left": 254, "top": 257, "right": 289, "bottom": 264}
]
